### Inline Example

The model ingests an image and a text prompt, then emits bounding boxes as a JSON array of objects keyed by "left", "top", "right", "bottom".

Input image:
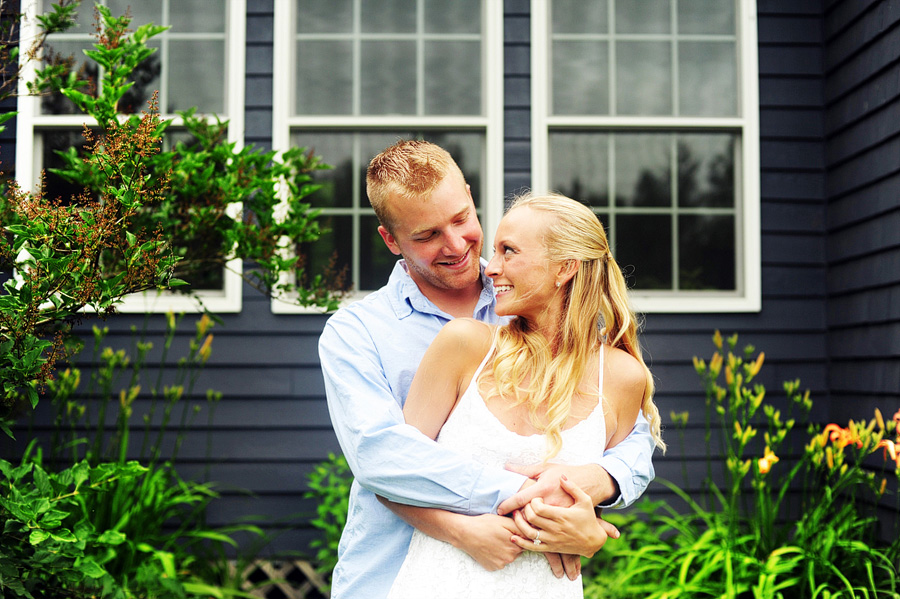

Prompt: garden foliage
[{"left": 583, "top": 332, "right": 900, "bottom": 599}]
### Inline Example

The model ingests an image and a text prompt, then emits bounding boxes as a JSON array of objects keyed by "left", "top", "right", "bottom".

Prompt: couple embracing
[{"left": 319, "top": 140, "right": 665, "bottom": 599}]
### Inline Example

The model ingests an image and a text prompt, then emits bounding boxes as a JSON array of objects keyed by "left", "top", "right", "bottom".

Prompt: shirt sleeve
[
  {"left": 596, "top": 410, "right": 656, "bottom": 509},
  {"left": 319, "top": 314, "right": 526, "bottom": 515}
]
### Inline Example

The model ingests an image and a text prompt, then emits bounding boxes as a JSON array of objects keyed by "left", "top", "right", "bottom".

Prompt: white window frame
[
  {"left": 531, "top": 0, "right": 760, "bottom": 313},
  {"left": 15, "top": 0, "right": 247, "bottom": 314},
  {"left": 269, "top": 0, "right": 505, "bottom": 314}
]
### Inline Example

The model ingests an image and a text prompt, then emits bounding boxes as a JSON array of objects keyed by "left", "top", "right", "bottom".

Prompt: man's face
[{"left": 378, "top": 170, "right": 484, "bottom": 295}]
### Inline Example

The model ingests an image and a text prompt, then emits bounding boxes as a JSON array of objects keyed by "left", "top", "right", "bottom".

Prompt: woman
[{"left": 387, "top": 193, "right": 665, "bottom": 598}]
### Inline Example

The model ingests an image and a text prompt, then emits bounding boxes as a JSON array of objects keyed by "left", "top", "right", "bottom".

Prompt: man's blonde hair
[{"left": 366, "top": 140, "right": 465, "bottom": 233}]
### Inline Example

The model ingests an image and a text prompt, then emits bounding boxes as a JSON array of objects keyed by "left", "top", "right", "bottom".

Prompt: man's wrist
[{"left": 585, "top": 464, "right": 619, "bottom": 506}]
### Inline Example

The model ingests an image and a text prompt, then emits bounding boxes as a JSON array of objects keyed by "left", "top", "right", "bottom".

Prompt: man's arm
[{"left": 319, "top": 313, "right": 526, "bottom": 514}]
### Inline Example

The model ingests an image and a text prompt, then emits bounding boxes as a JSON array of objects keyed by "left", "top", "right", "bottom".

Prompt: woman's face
[{"left": 485, "top": 206, "right": 562, "bottom": 325}]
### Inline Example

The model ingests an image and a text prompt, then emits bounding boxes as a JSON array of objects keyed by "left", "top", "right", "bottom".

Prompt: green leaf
[
  {"left": 97, "top": 530, "right": 127, "bottom": 545},
  {"left": 76, "top": 557, "right": 107, "bottom": 579},
  {"left": 29, "top": 529, "right": 50, "bottom": 545}
]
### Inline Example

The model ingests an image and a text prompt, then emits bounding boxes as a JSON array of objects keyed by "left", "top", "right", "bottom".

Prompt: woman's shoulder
[
  {"left": 431, "top": 318, "right": 495, "bottom": 358},
  {"left": 604, "top": 345, "right": 647, "bottom": 399}
]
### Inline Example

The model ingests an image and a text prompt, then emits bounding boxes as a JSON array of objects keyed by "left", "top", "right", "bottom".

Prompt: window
[
  {"left": 531, "top": 0, "right": 760, "bottom": 312},
  {"left": 16, "top": 0, "right": 247, "bottom": 313},
  {"left": 271, "top": 0, "right": 504, "bottom": 313}
]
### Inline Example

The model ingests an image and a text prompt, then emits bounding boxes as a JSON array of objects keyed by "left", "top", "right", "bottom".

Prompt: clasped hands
[{"left": 488, "top": 463, "right": 620, "bottom": 579}]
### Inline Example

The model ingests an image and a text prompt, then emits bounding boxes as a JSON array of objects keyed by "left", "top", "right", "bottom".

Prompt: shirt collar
[{"left": 386, "top": 259, "right": 497, "bottom": 321}]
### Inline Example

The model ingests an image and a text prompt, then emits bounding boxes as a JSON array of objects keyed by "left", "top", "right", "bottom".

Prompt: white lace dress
[{"left": 387, "top": 346, "right": 607, "bottom": 599}]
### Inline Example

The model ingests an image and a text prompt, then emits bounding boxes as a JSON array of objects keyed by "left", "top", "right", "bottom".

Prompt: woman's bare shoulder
[
  {"left": 604, "top": 345, "right": 647, "bottom": 403},
  {"left": 429, "top": 318, "right": 495, "bottom": 362}
]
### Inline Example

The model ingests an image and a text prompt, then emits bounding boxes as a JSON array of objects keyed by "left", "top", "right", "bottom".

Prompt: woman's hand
[
  {"left": 510, "top": 475, "right": 619, "bottom": 557},
  {"left": 452, "top": 513, "right": 524, "bottom": 571}
]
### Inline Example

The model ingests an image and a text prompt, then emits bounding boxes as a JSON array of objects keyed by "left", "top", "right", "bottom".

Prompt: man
[{"left": 318, "top": 140, "right": 655, "bottom": 599}]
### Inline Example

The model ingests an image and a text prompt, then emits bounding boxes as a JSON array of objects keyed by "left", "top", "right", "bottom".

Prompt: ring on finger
[{"left": 533, "top": 530, "right": 542, "bottom": 545}]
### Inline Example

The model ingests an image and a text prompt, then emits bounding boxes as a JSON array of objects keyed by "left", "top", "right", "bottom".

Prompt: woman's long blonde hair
[{"left": 482, "top": 193, "right": 664, "bottom": 458}]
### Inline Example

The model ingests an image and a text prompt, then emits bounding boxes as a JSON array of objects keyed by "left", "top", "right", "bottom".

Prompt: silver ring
[{"left": 533, "top": 531, "right": 541, "bottom": 545}]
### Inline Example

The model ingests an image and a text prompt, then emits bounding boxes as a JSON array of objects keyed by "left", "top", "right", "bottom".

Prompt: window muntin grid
[{"left": 535, "top": 0, "right": 759, "bottom": 312}]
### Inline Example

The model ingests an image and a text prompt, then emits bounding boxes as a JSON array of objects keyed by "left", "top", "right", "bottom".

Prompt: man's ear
[{"left": 378, "top": 225, "right": 403, "bottom": 256}]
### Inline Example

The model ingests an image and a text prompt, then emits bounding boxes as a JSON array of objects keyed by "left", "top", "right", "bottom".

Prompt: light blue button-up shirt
[{"left": 318, "top": 260, "right": 655, "bottom": 599}]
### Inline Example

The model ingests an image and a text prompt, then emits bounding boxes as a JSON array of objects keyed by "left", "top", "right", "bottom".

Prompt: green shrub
[{"left": 304, "top": 452, "right": 353, "bottom": 585}]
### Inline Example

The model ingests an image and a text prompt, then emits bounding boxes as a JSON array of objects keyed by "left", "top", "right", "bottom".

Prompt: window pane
[
  {"left": 423, "top": 132, "right": 484, "bottom": 208},
  {"left": 170, "top": 0, "right": 226, "bottom": 32},
  {"left": 616, "top": 0, "right": 670, "bottom": 34},
  {"left": 109, "top": 0, "right": 162, "bottom": 29},
  {"left": 679, "top": 214, "right": 735, "bottom": 290},
  {"left": 615, "top": 134, "right": 671, "bottom": 207},
  {"left": 360, "top": 41, "right": 417, "bottom": 115},
  {"left": 360, "top": 215, "right": 399, "bottom": 289},
  {"left": 361, "top": 0, "right": 417, "bottom": 33},
  {"left": 292, "top": 132, "right": 355, "bottom": 209},
  {"left": 41, "top": 41, "right": 96, "bottom": 115},
  {"left": 553, "top": 41, "right": 609, "bottom": 115},
  {"left": 168, "top": 40, "right": 225, "bottom": 113},
  {"left": 300, "top": 214, "right": 354, "bottom": 291},
  {"left": 678, "top": 0, "right": 735, "bottom": 35},
  {"left": 296, "top": 40, "right": 353, "bottom": 115},
  {"left": 425, "top": 0, "right": 480, "bottom": 34},
  {"left": 679, "top": 41, "right": 737, "bottom": 116},
  {"left": 40, "top": 130, "right": 90, "bottom": 202},
  {"left": 553, "top": 0, "right": 608, "bottom": 34},
  {"left": 425, "top": 41, "right": 481, "bottom": 115},
  {"left": 616, "top": 214, "right": 671, "bottom": 290},
  {"left": 297, "top": 0, "right": 353, "bottom": 33},
  {"left": 549, "top": 132, "right": 610, "bottom": 207},
  {"left": 677, "top": 134, "right": 736, "bottom": 208},
  {"left": 616, "top": 41, "right": 671, "bottom": 115}
]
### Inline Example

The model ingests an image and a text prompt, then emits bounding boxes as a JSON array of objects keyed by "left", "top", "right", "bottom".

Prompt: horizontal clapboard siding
[{"left": 824, "top": 0, "right": 900, "bottom": 529}]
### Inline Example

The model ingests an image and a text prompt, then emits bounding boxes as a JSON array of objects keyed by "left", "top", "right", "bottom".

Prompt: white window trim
[
  {"left": 15, "top": 0, "right": 247, "bottom": 314},
  {"left": 530, "top": 0, "right": 760, "bottom": 313},
  {"left": 270, "top": 0, "right": 505, "bottom": 314}
]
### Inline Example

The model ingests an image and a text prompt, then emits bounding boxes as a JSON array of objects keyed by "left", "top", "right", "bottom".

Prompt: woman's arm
[{"left": 402, "top": 318, "right": 493, "bottom": 439}]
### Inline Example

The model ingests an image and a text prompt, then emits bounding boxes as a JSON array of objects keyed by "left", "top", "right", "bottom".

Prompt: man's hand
[
  {"left": 451, "top": 514, "right": 524, "bottom": 571},
  {"left": 497, "top": 462, "right": 618, "bottom": 515},
  {"left": 509, "top": 475, "right": 620, "bottom": 557}
]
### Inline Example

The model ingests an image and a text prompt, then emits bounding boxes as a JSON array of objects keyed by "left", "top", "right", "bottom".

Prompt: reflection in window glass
[
  {"left": 360, "top": 41, "right": 418, "bottom": 115},
  {"left": 293, "top": 0, "right": 484, "bottom": 118},
  {"left": 296, "top": 41, "right": 353, "bottom": 115},
  {"left": 615, "top": 0, "right": 669, "bottom": 34},
  {"left": 297, "top": 0, "right": 352, "bottom": 33},
  {"left": 168, "top": 40, "right": 225, "bottom": 113},
  {"left": 677, "top": 134, "right": 735, "bottom": 208},
  {"left": 550, "top": 133, "right": 609, "bottom": 206},
  {"left": 679, "top": 214, "right": 735, "bottom": 290},
  {"left": 616, "top": 214, "right": 672, "bottom": 290},
  {"left": 552, "top": 0, "right": 608, "bottom": 34},
  {"left": 170, "top": 0, "right": 226, "bottom": 32},
  {"left": 616, "top": 42, "right": 671, "bottom": 116},
  {"left": 679, "top": 42, "right": 737, "bottom": 117},
  {"left": 425, "top": 41, "right": 481, "bottom": 115},
  {"left": 678, "top": 0, "right": 735, "bottom": 34},
  {"left": 360, "top": 215, "right": 400, "bottom": 289},
  {"left": 425, "top": 0, "right": 481, "bottom": 34},
  {"left": 361, "top": 0, "right": 417, "bottom": 33},
  {"left": 553, "top": 41, "right": 609, "bottom": 115},
  {"left": 616, "top": 134, "right": 671, "bottom": 207}
]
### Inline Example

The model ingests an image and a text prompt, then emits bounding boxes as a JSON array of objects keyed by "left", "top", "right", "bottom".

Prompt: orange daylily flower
[
  {"left": 878, "top": 439, "right": 900, "bottom": 469},
  {"left": 758, "top": 446, "right": 779, "bottom": 474},
  {"left": 823, "top": 423, "right": 863, "bottom": 450}
]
